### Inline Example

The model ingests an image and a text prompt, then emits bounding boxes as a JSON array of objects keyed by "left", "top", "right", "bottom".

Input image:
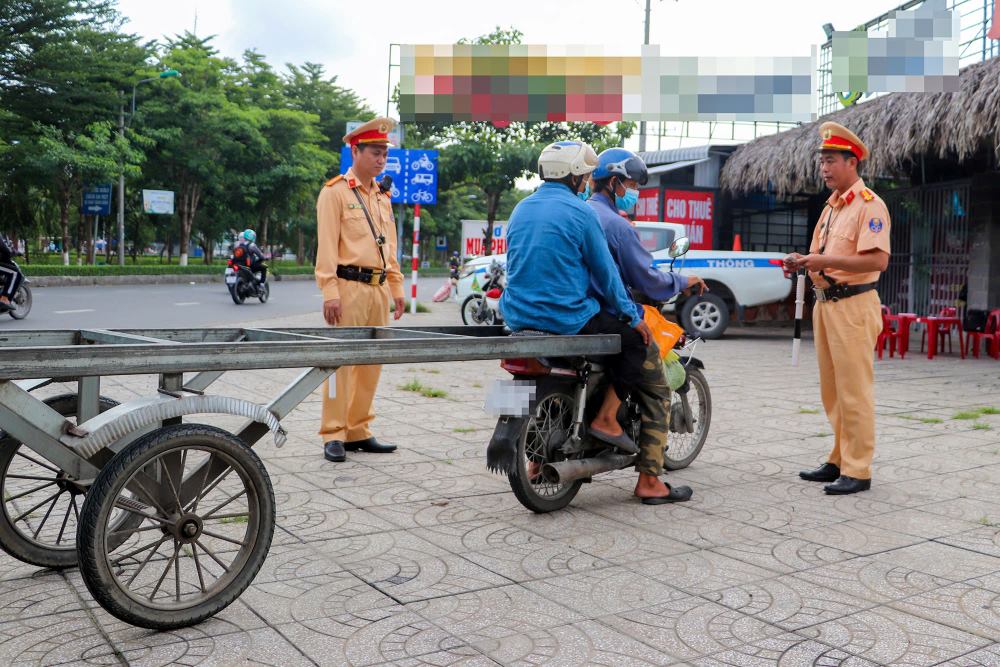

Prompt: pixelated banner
[
  {"left": 399, "top": 44, "right": 816, "bottom": 123},
  {"left": 832, "top": 0, "right": 960, "bottom": 93},
  {"left": 398, "top": 5, "right": 960, "bottom": 125}
]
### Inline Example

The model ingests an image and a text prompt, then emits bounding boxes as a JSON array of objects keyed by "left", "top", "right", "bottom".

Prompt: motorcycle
[
  {"left": 1, "top": 257, "right": 31, "bottom": 321},
  {"left": 225, "top": 246, "right": 269, "bottom": 305},
  {"left": 484, "top": 237, "right": 711, "bottom": 513},
  {"left": 461, "top": 259, "right": 505, "bottom": 326}
]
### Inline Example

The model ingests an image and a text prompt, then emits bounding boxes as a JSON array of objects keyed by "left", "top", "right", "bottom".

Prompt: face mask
[
  {"left": 577, "top": 182, "right": 591, "bottom": 201},
  {"left": 615, "top": 187, "right": 640, "bottom": 211}
]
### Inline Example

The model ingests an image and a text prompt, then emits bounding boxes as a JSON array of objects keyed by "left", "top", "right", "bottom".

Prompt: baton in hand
[{"left": 792, "top": 271, "right": 806, "bottom": 366}]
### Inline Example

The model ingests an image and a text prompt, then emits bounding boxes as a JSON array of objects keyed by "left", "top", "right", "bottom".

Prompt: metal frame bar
[{"left": 0, "top": 327, "right": 619, "bottom": 380}]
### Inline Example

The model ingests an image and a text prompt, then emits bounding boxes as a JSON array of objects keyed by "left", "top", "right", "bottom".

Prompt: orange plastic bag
[{"left": 642, "top": 305, "right": 683, "bottom": 359}]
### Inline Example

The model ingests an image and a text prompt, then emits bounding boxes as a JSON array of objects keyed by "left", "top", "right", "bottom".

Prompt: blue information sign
[
  {"left": 339, "top": 148, "right": 438, "bottom": 205},
  {"left": 82, "top": 184, "right": 113, "bottom": 216}
]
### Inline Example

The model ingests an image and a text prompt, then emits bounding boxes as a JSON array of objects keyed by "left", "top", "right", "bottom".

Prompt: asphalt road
[{"left": 1, "top": 276, "right": 449, "bottom": 330}]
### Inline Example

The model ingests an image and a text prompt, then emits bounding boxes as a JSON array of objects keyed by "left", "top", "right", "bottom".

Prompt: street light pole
[
  {"left": 116, "top": 69, "right": 180, "bottom": 265},
  {"left": 118, "top": 99, "right": 126, "bottom": 265},
  {"left": 639, "top": 0, "right": 651, "bottom": 153}
]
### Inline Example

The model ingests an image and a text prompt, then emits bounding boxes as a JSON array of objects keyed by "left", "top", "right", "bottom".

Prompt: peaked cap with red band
[
  {"left": 818, "top": 121, "right": 869, "bottom": 161},
  {"left": 343, "top": 117, "right": 397, "bottom": 147}
]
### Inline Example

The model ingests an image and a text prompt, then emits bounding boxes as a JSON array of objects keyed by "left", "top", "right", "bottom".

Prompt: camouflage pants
[{"left": 634, "top": 342, "right": 671, "bottom": 476}]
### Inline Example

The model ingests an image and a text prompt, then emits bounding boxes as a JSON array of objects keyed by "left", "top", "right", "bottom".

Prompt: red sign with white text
[
  {"left": 634, "top": 188, "right": 660, "bottom": 221},
  {"left": 663, "top": 190, "right": 714, "bottom": 249}
]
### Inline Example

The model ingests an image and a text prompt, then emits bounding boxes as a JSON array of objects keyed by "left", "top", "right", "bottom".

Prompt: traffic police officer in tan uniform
[
  {"left": 316, "top": 117, "right": 405, "bottom": 462},
  {"left": 784, "top": 122, "right": 891, "bottom": 495}
]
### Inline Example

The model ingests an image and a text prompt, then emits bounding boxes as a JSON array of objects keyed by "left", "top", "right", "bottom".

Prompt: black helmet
[{"left": 593, "top": 148, "right": 648, "bottom": 186}]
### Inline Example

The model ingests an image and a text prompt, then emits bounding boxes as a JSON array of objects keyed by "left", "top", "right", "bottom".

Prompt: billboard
[{"left": 663, "top": 190, "right": 714, "bottom": 250}]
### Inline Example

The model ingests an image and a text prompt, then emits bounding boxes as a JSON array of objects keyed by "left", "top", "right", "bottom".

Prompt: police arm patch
[{"left": 868, "top": 218, "right": 884, "bottom": 233}]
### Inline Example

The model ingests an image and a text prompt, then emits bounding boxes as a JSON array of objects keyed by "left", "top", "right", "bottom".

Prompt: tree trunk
[
  {"left": 85, "top": 215, "right": 95, "bottom": 265},
  {"left": 297, "top": 227, "right": 305, "bottom": 265},
  {"left": 59, "top": 187, "right": 71, "bottom": 266},
  {"left": 482, "top": 191, "right": 501, "bottom": 256},
  {"left": 166, "top": 232, "right": 173, "bottom": 264},
  {"left": 177, "top": 181, "right": 201, "bottom": 267},
  {"left": 75, "top": 216, "right": 84, "bottom": 265}
]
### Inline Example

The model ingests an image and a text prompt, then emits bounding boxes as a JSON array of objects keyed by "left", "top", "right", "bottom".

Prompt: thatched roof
[{"left": 720, "top": 57, "right": 1000, "bottom": 196}]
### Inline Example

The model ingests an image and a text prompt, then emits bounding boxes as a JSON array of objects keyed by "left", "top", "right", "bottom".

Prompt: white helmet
[{"left": 537, "top": 140, "right": 599, "bottom": 180}]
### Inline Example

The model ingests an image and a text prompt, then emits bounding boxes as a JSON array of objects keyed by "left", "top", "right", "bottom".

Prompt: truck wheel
[{"left": 680, "top": 293, "right": 729, "bottom": 339}]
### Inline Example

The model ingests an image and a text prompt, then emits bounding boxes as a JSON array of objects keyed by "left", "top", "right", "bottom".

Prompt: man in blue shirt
[
  {"left": 586, "top": 148, "right": 707, "bottom": 504},
  {"left": 500, "top": 140, "right": 652, "bottom": 454}
]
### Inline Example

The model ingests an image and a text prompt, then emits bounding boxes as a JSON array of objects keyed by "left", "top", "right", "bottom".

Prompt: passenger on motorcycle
[
  {"left": 587, "top": 148, "right": 708, "bottom": 503},
  {"left": 499, "top": 140, "right": 653, "bottom": 458},
  {"left": 0, "top": 233, "right": 24, "bottom": 314},
  {"left": 234, "top": 229, "right": 267, "bottom": 283}
]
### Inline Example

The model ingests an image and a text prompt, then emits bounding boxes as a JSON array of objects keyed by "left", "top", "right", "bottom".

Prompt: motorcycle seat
[{"left": 509, "top": 330, "right": 604, "bottom": 372}]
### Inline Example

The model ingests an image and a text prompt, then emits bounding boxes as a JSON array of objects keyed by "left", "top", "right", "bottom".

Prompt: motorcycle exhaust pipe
[{"left": 541, "top": 451, "right": 635, "bottom": 485}]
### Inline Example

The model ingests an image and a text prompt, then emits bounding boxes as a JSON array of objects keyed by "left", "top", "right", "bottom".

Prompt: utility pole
[
  {"left": 639, "top": 0, "right": 651, "bottom": 153},
  {"left": 117, "top": 100, "right": 126, "bottom": 265}
]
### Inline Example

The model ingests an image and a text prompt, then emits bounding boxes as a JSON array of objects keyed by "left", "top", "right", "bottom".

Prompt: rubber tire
[
  {"left": 77, "top": 424, "right": 275, "bottom": 630},
  {"left": 663, "top": 367, "right": 712, "bottom": 471},
  {"left": 258, "top": 281, "right": 269, "bottom": 304},
  {"left": 507, "top": 385, "right": 583, "bottom": 514},
  {"left": 230, "top": 278, "right": 246, "bottom": 305},
  {"left": 461, "top": 294, "right": 493, "bottom": 325},
  {"left": 9, "top": 284, "right": 31, "bottom": 319},
  {"left": 680, "top": 293, "right": 730, "bottom": 339},
  {"left": 0, "top": 394, "right": 119, "bottom": 568}
]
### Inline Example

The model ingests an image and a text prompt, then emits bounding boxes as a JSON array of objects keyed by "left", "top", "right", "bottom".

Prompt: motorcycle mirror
[{"left": 668, "top": 237, "right": 691, "bottom": 258}]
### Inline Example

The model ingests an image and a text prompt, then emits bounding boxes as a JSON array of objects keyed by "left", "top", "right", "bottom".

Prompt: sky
[{"left": 115, "top": 0, "right": 900, "bottom": 120}]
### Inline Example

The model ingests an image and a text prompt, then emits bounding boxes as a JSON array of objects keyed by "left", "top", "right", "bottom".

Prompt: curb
[{"left": 28, "top": 273, "right": 316, "bottom": 288}]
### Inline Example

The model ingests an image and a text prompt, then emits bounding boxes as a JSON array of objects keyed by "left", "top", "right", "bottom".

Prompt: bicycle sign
[{"left": 339, "top": 148, "right": 438, "bottom": 205}]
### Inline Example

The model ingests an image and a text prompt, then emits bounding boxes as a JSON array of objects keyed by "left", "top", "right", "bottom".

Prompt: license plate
[
  {"left": 483, "top": 379, "right": 536, "bottom": 416},
  {"left": 225, "top": 276, "right": 237, "bottom": 285}
]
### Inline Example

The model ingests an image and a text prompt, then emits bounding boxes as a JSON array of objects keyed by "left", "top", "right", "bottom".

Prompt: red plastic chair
[
  {"left": 965, "top": 309, "right": 1000, "bottom": 359},
  {"left": 920, "top": 306, "right": 963, "bottom": 355},
  {"left": 876, "top": 307, "right": 902, "bottom": 360}
]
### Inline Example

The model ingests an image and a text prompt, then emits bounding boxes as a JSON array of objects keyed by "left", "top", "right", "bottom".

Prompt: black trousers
[
  {"left": 0, "top": 261, "right": 23, "bottom": 299},
  {"left": 577, "top": 311, "right": 646, "bottom": 401}
]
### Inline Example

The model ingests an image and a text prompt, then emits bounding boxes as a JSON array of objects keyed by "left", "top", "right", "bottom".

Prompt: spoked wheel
[
  {"left": 8, "top": 284, "right": 31, "bottom": 319},
  {"left": 508, "top": 386, "right": 583, "bottom": 513},
  {"left": 77, "top": 424, "right": 274, "bottom": 630},
  {"left": 258, "top": 281, "right": 269, "bottom": 303},
  {"left": 461, "top": 294, "right": 493, "bottom": 325},
  {"left": 663, "top": 367, "right": 712, "bottom": 470},
  {"left": 0, "top": 393, "right": 127, "bottom": 568}
]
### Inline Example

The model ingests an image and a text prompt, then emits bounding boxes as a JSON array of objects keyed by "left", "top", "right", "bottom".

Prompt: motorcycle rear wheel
[
  {"left": 229, "top": 279, "right": 246, "bottom": 305},
  {"left": 508, "top": 385, "right": 583, "bottom": 513}
]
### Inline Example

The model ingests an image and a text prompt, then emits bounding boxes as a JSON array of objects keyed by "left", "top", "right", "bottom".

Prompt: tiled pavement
[{"left": 2, "top": 302, "right": 1000, "bottom": 666}]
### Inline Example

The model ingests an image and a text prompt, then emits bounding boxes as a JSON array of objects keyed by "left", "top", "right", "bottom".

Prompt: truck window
[{"left": 635, "top": 227, "right": 675, "bottom": 252}]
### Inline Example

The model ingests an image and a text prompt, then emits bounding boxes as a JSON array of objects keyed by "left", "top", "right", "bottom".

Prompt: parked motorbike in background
[
  {"left": 461, "top": 259, "right": 505, "bottom": 325},
  {"left": 484, "top": 237, "right": 711, "bottom": 513}
]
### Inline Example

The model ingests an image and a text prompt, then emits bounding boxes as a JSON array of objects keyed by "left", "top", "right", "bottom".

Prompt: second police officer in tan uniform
[
  {"left": 315, "top": 117, "right": 405, "bottom": 462},
  {"left": 785, "top": 122, "right": 891, "bottom": 495}
]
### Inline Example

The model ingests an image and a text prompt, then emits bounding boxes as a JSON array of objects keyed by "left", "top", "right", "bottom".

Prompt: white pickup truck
[{"left": 455, "top": 221, "right": 792, "bottom": 338}]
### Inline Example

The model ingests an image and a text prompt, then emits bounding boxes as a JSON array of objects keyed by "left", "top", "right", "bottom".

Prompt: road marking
[
  {"left": 53, "top": 309, "right": 96, "bottom": 314},
  {"left": 174, "top": 302, "right": 200, "bottom": 306}
]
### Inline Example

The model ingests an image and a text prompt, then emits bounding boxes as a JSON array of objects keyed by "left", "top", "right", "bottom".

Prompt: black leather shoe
[
  {"left": 344, "top": 437, "right": 397, "bottom": 453},
  {"left": 799, "top": 462, "right": 840, "bottom": 482},
  {"left": 824, "top": 475, "right": 871, "bottom": 495},
  {"left": 323, "top": 440, "right": 346, "bottom": 462}
]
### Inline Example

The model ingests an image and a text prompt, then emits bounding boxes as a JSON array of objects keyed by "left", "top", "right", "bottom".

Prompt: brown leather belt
[
  {"left": 813, "top": 282, "right": 877, "bottom": 303},
  {"left": 337, "top": 265, "right": 386, "bottom": 286}
]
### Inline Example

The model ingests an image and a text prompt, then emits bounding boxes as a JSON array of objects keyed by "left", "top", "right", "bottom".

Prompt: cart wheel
[
  {"left": 77, "top": 424, "right": 274, "bottom": 630},
  {"left": 0, "top": 393, "right": 129, "bottom": 568}
]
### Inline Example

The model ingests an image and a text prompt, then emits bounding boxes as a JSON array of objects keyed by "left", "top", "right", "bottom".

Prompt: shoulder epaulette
[
  {"left": 861, "top": 188, "right": 875, "bottom": 202},
  {"left": 324, "top": 175, "right": 344, "bottom": 187}
]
